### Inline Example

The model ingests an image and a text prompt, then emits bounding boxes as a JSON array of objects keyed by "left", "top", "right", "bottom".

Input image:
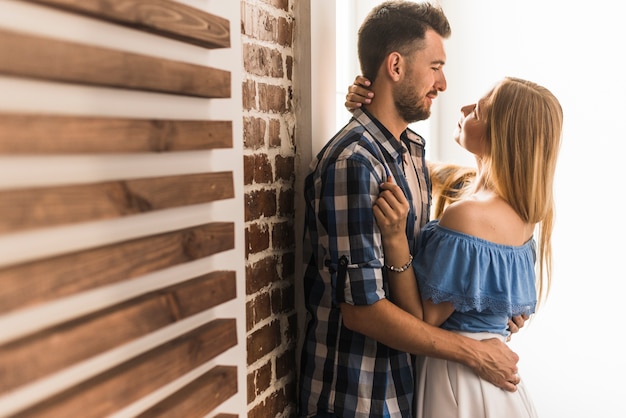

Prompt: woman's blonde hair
[
  {"left": 428, "top": 161, "right": 475, "bottom": 220},
  {"left": 481, "top": 77, "right": 563, "bottom": 304}
]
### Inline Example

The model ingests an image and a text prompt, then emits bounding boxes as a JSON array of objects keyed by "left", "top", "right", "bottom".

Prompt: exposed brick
[
  {"left": 246, "top": 298, "right": 255, "bottom": 331},
  {"left": 260, "top": 0, "right": 289, "bottom": 12},
  {"left": 245, "top": 188, "right": 277, "bottom": 221},
  {"left": 248, "top": 388, "right": 288, "bottom": 418},
  {"left": 244, "top": 153, "right": 273, "bottom": 186},
  {"left": 270, "top": 287, "right": 283, "bottom": 315},
  {"left": 278, "top": 188, "right": 295, "bottom": 216},
  {"left": 286, "top": 55, "right": 293, "bottom": 81},
  {"left": 276, "top": 350, "right": 296, "bottom": 381},
  {"left": 284, "top": 282, "right": 295, "bottom": 311},
  {"left": 243, "top": 116, "right": 266, "bottom": 150},
  {"left": 271, "top": 283, "right": 294, "bottom": 315},
  {"left": 244, "top": 155, "right": 255, "bottom": 185},
  {"left": 247, "top": 320, "right": 281, "bottom": 365},
  {"left": 277, "top": 16, "right": 293, "bottom": 47},
  {"left": 283, "top": 381, "right": 297, "bottom": 414},
  {"left": 247, "top": 361, "right": 272, "bottom": 403},
  {"left": 268, "top": 119, "right": 281, "bottom": 148},
  {"left": 246, "top": 222, "right": 270, "bottom": 256},
  {"left": 272, "top": 220, "right": 294, "bottom": 250},
  {"left": 244, "top": 1, "right": 296, "bottom": 415},
  {"left": 247, "top": 291, "right": 272, "bottom": 331},
  {"left": 286, "top": 312, "right": 298, "bottom": 342},
  {"left": 241, "top": 2, "right": 258, "bottom": 38},
  {"left": 242, "top": 3, "right": 271, "bottom": 41},
  {"left": 281, "top": 252, "right": 295, "bottom": 278},
  {"left": 242, "top": 79, "right": 257, "bottom": 110},
  {"left": 246, "top": 255, "right": 279, "bottom": 294},
  {"left": 253, "top": 154, "right": 274, "bottom": 184},
  {"left": 275, "top": 154, "right": 294, "bottom": 181},
  {"left": 258, "top": 83, "right": 287, "bottom": 113},
  {"left": 243, "top": 43, "right": 284, "bottom": 78}
]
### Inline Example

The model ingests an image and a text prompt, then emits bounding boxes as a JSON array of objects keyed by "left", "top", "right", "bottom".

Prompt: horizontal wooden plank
[
  {"left": 0, "top": 28, "right": 230, "bottom": 98},
  {"left": 22, "top": 0, "right": 230, "bottom": 49},
  {"left": 13, "top": 319, "right": 237, "bottom": 418},
  {"left": 0, "top": 271, "right": 236, "bottom": 392},
  {"left": 137, "top": 366, "right": 237, "bottom": 418},
  {"left": 0, "top": 113, "right": 232, "bottom": 153},
  {"left": 0, "top": 171, "right": 234, "bottom": 233},
  {"left": 0, "top": 222, "right": 235, "bottom": 313}
]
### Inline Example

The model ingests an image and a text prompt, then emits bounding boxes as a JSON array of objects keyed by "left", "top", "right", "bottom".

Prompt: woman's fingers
[
  {"left": 379, "top": 180, "right": 409, "bottom": 211},
  {"left": 375, "top": 178, "right": 409, "bottom": 229},
  {"left": 345, "top": 76, "right": 374, "bottom": 110},
  {"left": 354, "top": 75, "right": 371, "bottom": 86}
]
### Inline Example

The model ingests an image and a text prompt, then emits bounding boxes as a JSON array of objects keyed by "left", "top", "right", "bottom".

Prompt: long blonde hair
[
  {"left": 481, "top": 77, "right": 563, "bottom": 304},
  {"left": 428, "top": 161, "right": 475, "bottom": 220}
]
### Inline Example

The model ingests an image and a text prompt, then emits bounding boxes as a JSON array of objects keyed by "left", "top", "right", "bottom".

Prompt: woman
[{"left": 371, "top": 77, "right": 563, "bottom": 417}]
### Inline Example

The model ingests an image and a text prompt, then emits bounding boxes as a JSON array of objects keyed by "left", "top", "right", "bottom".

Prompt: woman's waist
[
  {"left": 450, "top": 330, "right": 508, "bottom": 342},
  {"left": 441, "top": 311, "right": 510, "bottom": 337}
]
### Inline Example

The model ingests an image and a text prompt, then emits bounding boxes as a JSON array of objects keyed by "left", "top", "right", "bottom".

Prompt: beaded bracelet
[{"left": 385, "top": 254, "right": 413, "bottom": 273}]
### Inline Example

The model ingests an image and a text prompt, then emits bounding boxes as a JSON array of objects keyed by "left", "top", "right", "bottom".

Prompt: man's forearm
[{"left": 340, "top": 299, "right": 520, "bottom": 391}]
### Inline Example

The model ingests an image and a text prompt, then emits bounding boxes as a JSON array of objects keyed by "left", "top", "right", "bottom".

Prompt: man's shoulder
[{"left": 322, "top": 122, "right": 382, "bottom": 162}]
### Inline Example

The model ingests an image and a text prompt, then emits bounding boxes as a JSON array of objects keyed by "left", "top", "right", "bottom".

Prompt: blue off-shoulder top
[{"left": 414, "top": 220, "right": 537, "bottom": 336}]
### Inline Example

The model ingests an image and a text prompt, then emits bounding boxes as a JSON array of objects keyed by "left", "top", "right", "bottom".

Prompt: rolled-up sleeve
[{"left": 318, "top": 155, "right": 386, "bottom": 306}]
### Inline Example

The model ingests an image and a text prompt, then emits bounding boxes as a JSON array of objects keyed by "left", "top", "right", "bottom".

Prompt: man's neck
[{"left": 365, "top": 99, "right": 407, "bottom": 141}]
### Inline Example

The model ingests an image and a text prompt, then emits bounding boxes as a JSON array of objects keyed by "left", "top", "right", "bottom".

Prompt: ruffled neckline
[{"left": 415, "top": 220, "right": 537, "bottom": 317}]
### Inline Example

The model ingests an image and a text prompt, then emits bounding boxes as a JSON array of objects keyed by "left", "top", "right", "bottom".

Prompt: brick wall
[{"left": 241, "top": 0, "right": 297, "bottom": 417}]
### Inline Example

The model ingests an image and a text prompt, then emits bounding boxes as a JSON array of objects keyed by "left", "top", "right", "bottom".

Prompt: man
[{"left": 298, "top": 2, "right": 521, "bottom": 418}]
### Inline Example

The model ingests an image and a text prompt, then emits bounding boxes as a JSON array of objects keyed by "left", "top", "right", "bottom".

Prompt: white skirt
[{"left": 414, "top": 332, "right": 538, "bottom": 418}]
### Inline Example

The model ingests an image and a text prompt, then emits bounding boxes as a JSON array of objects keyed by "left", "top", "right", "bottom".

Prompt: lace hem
[{"left": 422, "top": 284, "right": 536, "bottom": 316}]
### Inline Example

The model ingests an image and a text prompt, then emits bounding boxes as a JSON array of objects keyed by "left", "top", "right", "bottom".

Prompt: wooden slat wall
[
  {"left": 0, "top": 1, "right": 243, "bottom": 417},
  {"left": 0, "top": 115, "right": 233, "bottom": 153},
  {"left": 0, "top": 173, "right": 234, "bottom": 233},
  {"left": 25, "top": 0, "right": 231, "bottom": 49},
  {"left": 0, "top": 28, "right": 231, "bottom": 98}
]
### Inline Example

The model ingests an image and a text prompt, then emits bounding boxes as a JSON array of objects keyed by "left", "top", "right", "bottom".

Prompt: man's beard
[{"left": 393, "top": 77, "right": 432, "bottom": 123}]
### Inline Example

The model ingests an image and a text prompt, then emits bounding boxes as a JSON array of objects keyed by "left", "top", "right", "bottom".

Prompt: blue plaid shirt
[{"left": 299, "top": 109, "right": 430, "bottom": 418}]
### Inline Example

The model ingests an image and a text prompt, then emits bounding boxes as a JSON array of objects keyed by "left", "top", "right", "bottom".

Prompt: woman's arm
[
  {"left": 373, "top": 179, "right": 423, "bottom": 319},
  {"left": 421, "top": 298, "right": 455, "bottom": 327},
  {"left": 375, "top": 179, "right": 457, "bottom": 326},
  {"left": 374, "top": 178, "right": 423, "bottom": 319}
]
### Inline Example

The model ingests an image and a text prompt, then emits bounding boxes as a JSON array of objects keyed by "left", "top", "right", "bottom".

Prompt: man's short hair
[{"left": 358, "top": 1, "right": 451, "bottom": 82}]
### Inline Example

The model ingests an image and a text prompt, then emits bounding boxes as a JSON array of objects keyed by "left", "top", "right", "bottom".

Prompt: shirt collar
[{"left": 352, "top": 108, "right": 426, "bottom": 159}]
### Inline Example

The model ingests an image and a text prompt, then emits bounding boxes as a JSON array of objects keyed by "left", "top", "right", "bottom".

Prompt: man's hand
[
  {"left": 345, "top": 75, "right": 374, "bottom": 110},
  {"left": 473, "top": 338, "right": 521, "bottom": 392}
]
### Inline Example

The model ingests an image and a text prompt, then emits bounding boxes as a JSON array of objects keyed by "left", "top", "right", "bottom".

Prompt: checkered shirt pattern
[{"left": 298, "top": 109, "right": 430, "bottom": 418}]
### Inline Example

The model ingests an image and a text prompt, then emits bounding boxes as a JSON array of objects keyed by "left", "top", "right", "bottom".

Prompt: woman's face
[{"left": 453, "top": 96, "right": 489, "bottom": 157}]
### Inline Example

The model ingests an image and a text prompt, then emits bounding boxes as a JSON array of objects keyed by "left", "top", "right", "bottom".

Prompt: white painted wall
[
  {"left": 440, "top": 2, "right": 626, "bottom": 417},
  {"left": 329, "top": 1, "right": 626, "bottom": 417}
]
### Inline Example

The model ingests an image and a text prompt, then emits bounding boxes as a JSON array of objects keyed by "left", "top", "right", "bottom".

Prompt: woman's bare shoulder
[
  {"left": 438, "top": 199, "right": 485, "bottom": 235},
  {"left": 439, "top": 195, "right": 532, "bottom": 245}
]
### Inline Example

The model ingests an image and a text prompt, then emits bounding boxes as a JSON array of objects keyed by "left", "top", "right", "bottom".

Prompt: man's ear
[{"left": 385, "top": 52, "right": 403, "bottom": 82}]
